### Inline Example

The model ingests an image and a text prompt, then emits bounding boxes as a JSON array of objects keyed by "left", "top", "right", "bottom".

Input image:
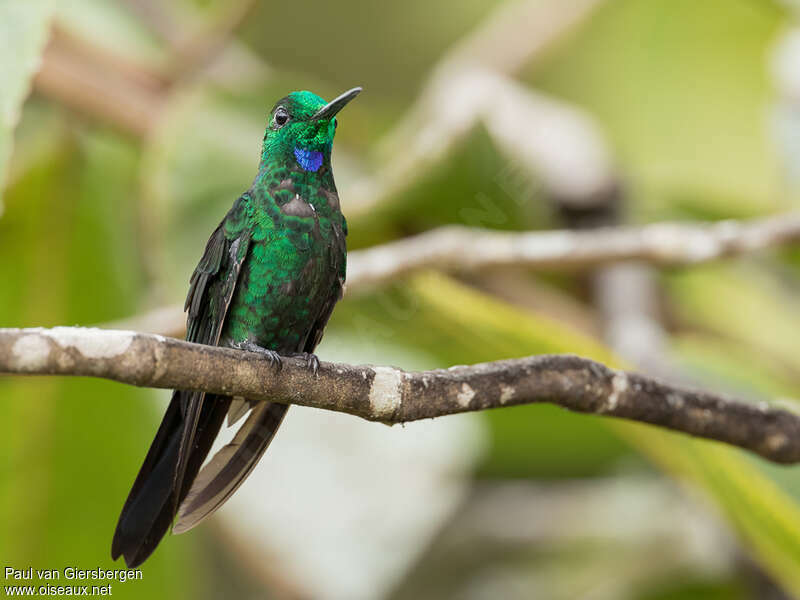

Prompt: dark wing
[
  {"left": 304, "top": 217, "right": 347, "bottom": 353},
  {"left": 112, "top": 201, "right": 250, "bottom": 568},
  {"left": 172, "top": 217, "right": 347, "bottom": 533},
  {"left": 173, "top": 228, "right": 249, "bottom": 510}
]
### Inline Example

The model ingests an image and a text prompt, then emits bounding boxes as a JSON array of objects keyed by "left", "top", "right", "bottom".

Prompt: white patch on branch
[
  {"left": 499, "top": 384, "right": 515, "bottom": 404},
  {"left": 667, "top": 393, "right": 685, "bottom": 409},
  {"left": 457, "top": 383, "right": 476, "bottom": 408},
  {"left": 767, "top": 433, "right": 789, "bottom": 452},
  {"left": 11, "top": 334, "right": 51, "bottom": 371},
  {"left": 46, "top": 327, "right": 135, "bottom": 359},
  {"left": 369, "top": 367, "right": 403, "bottom": 419},
  {"left": 606, "top": 372, "right": 629, "bottom": 412}
]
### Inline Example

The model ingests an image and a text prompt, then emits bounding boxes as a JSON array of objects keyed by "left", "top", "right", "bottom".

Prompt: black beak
[{"left": 311, "top": 87, "right": 362, "bottom": 121}]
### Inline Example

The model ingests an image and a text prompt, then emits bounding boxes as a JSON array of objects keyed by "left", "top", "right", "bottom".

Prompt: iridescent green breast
[{"left": 220, "top": 165, "right": 346, "bottom": 353}]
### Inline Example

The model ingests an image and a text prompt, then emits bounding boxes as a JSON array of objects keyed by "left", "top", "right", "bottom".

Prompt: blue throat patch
[{"left": 294, "top": 147, "right": 323, "bottom": 172}]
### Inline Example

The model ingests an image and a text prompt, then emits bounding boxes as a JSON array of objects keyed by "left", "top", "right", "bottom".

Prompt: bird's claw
[
  {"left": 237, "top": 342, "right": 283, "bottom": 372},
  {"left": 235, "top": 343, "right": 318, "bottom": 375},
  {"left": 264, "top": 349, "right": 283, "bottom": 372},
  {"left": 289, "top": 352, "right": 320, "bottom": 376}
]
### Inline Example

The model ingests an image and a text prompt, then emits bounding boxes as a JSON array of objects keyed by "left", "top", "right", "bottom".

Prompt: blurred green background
[{"left": 3, "top": 0, "right": 800, "bottom": 598}]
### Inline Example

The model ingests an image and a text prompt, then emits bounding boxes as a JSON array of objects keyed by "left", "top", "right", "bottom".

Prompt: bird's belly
[{"left": 222, "top": 233, "right": 339, "bottom": 353}]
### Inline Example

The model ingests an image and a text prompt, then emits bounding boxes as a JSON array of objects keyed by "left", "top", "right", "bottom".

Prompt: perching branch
[{"left": 3, "top": 327, "right": 800, "bottom": 464}]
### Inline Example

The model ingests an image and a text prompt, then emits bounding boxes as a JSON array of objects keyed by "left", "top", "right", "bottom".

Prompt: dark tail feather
[
  {"left": 111, "top": 391, "right": 231, "bottom": 568},
  {"left": 173, "top": 402, "right": 288, "bottom": 534}
]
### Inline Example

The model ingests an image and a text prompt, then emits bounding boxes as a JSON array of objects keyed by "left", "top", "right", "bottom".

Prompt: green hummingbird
[{"left": 111, "top": 87, "right": 361, "bottom": 568}]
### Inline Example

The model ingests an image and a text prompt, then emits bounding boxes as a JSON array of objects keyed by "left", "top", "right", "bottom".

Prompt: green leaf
[
  {"left": 0, "top": 118, "right": 198, "bottom": 598},
  {"left": 0, "top": 0, "right": 53, "bottom": 210},
  {"left": 530, "top": 0, "right": 785, "bottom": 221},
  {"left": 666, "top": 263, "right": 800, "bottom": 376},
  {"left": 403, "top": 272, "right": 800, "bottom": 596}
]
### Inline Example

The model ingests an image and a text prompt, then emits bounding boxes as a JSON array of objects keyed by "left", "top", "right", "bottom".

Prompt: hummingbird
[{"left": 111, "top": 87, "right": 361, "bottom": 568}]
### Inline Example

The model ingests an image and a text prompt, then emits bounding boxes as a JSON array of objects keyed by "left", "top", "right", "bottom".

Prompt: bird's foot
[
  {"left": 287, "top": 352, "right": 320, "bottom": 376},
  {"left": 235, "top": 341, "right": 283, "bottom": 372}
]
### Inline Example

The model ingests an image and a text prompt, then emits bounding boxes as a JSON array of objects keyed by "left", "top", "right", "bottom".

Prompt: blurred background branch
[
  {"left": 348, "top": 211, "right": 800, "bottom": 286},
  {"left": 103, "top": 211, "right": 800, "bottom": 338}
]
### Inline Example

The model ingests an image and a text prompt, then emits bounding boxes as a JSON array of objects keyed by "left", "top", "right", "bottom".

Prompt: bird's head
[{"left": 261, "top": 87, "right": 361, "bottom": 172}]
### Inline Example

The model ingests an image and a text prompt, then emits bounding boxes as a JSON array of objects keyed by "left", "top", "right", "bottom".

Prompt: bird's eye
[
  {"left": 274, "top": 107, "right": 290, "bottom": 128},
  {"left": 333, "top": 118, "right": 338, "bottom": 129}
]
